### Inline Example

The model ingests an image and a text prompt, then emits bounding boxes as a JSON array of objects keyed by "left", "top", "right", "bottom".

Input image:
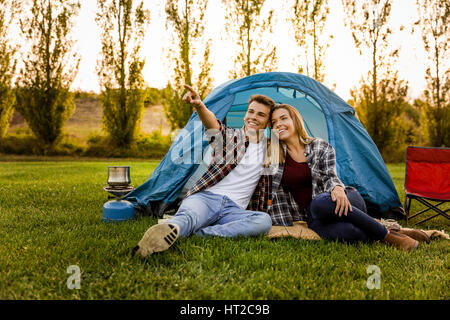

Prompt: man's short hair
[{"left": 248, "top": 94, "right": 275, "bottom": 110}]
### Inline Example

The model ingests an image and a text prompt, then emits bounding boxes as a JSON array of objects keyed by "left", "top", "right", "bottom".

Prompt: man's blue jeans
[
  {"left": 168, "top": 191, "right": 272, "bottom": 238},
  {"left": 306, "top": 188, "right": 388, "bottom": 243}
]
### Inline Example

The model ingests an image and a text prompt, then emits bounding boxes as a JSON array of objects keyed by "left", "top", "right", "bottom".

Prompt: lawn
[{"left": 0, "top": 160, "right": 448, "bottom": 300}]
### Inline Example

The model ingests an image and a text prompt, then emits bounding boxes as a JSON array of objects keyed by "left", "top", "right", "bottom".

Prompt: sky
[{"left": 68, "top": 0, "right": 433, "bottom": 101}]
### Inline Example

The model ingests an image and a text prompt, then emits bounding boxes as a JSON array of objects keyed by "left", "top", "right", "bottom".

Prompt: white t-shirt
[{"left": 206, "top": 140, "right": 265, "bottom": 209}]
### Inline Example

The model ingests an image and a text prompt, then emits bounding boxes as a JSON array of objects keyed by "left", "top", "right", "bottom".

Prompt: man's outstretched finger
[
  {"left": 183, "top": 84, "right": 196, "bottom": 93},
  {"left": 182, "top": 94, "right": 192, "bottom": 104}
]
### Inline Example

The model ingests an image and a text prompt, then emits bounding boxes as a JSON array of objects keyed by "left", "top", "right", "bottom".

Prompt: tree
[
  {"left": 342, "top": 0, "right": 409, "bottom": 156},
  {"left": 0, "top": 0, "right": 20, "bottom": 139},
  {"left": 342, "top": 0, "right": 397, "bottom": 112},
  {"left": 14, "top": 0, "right": 80, "bottom": 151},
  {"left": 350, "top": 73, "right": 411, "bottom": 161},
  {"left": 163, "top": 0, "right": 213, "bottom": 130},
  {"left": 96, "top": 0, "right": 150, "bottom": 148},
  {"left": 223, "top": 0, "right": 278, "bottom": 79},
  {"left": 289, "top": 0, "right": 330, "bottom": 82},
  {"left": 415, "top": 0, "right": 449, "bottom": 147}
]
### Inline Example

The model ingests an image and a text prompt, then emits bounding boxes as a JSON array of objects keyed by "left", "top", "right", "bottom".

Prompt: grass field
[{"left": 0, "top": 160, "right": 448, "bottom": 300}]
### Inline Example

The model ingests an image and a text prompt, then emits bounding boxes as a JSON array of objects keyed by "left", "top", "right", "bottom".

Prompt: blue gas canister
[{"left": 102, "top": 199, "right": 134, "bottom": 222}]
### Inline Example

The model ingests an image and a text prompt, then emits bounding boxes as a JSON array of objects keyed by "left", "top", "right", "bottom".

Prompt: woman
[{"left": 267, "top": 104, "right": 428, "bottom": 251}]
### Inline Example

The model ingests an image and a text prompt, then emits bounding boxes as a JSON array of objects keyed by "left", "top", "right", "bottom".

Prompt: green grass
[{"left": 0, "top": 161, "right": 448, "bottom": 300}]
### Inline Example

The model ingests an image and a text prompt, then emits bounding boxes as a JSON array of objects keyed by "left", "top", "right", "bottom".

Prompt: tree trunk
[
  {"left": 372, "top": 39, "right": 378, "bottom": 142},
  {"left": 246, "top": 0, "right": 251, "bottom": 77}
]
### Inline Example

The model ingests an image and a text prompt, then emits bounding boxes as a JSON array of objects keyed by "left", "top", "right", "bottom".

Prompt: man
[{"left": 134, "top": 84, "right": 275, "bottom": 257}]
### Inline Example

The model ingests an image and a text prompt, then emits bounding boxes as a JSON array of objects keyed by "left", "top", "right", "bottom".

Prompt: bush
[
  {"left": 381, "top": 114, "right": 422, "bottom": 163},
  {"left": 73, "top": 90, "right": 99, "bottom": 100},
  {"left": 0, "top": 131, "right": 40, "bottom": 155},
  {"left": 84, "top": 130, "right": 171, "bottom": 159},
  {"left": 83, "top": 134, "right": 118, "bottom": 158},
  {"left": 144, "top": 87, "right": 164, "bottom": 106},
  {"left": 135, "top": 131, "right": 172, "bottom": 158},
  {"left": 0, "top": 130, "right": 85, "bottom": 156},
  {"left": 52, "top": 140, "right": 85, "bottom": 156}
]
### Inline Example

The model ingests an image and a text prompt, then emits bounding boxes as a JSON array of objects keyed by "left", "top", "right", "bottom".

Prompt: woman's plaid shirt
[
  {"left": 184, "top": 121, "right": 272, "bottom": 212},
  {"left": 269, "top": 138, "right": 345, "bottom": 226}
]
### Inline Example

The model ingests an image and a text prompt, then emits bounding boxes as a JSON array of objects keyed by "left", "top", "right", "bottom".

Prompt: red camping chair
[{"left": 404, "top": 146, "right": 450, "bottom": 225}]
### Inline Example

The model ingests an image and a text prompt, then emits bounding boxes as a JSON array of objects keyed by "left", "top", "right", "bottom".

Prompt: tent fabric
[{"left": 124, "top": 72, "right": 404, "bottom": 219}]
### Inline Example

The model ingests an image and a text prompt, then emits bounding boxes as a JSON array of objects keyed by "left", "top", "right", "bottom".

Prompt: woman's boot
[
  {"left": 396, "top": 228, "right": 431, "bottom": 243},
  {"left": 384, "top": 230, "right": 419, "bottom": 252}
]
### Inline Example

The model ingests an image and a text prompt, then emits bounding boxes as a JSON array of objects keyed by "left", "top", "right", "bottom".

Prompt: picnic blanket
[{"left": 268, "top": 221, "right": 321, "bottom": 240}]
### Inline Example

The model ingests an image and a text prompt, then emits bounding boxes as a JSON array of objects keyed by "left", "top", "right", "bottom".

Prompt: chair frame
[
  {"left": 404, "top": 146, "right": 450, "bottom": 226},
  {"left": 405, "top": 194, "right": 450, "bottom": 225}
]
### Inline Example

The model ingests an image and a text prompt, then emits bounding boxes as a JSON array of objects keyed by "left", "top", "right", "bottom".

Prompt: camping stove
[{"left": 102, "top": 166, "right": 135, "bottom": 222}]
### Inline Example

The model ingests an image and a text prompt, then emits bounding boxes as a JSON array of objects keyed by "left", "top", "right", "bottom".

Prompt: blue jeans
[
  {"left": 306, "top": 188, "right": 388, "bottom": 243},
  {"left": 168, "top": 191, "right": 272, "bottom": 238}
]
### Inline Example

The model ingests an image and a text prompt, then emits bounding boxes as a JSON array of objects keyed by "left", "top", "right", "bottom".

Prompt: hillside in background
[{"left": 8, "top": 97, "right": 172, "bottom": 143}]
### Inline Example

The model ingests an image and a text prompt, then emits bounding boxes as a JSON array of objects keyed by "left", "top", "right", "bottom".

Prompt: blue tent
[{"left": 125, "top": 72, "right": 405, "bottom": 219}]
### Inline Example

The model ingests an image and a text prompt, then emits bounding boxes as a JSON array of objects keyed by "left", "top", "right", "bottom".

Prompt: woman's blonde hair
[{"left": 265, "top": 104, "right": 314, "bottom": 166}]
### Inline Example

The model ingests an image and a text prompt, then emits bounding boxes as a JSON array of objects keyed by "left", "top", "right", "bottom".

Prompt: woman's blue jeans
[
  {"left": 168, "top": 191, "right": 272, "bottom": 238},
  {"left": 306, "top": 188, "right": 388, "bottom": 243}
]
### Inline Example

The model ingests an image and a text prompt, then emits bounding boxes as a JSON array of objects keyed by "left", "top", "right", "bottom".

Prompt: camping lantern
[{"left": 102, "top": 166, "right": 135, "bottom": 222}]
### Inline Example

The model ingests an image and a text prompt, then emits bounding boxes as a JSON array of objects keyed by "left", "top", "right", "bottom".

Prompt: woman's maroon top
[{"left": 282, "top": 152, "right": 313, "bottom": 212}]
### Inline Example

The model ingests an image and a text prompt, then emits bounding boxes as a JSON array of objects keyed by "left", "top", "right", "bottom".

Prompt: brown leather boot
[
  {"left": 384, "top": 230, "right": 419, "bottom": 252},
  {"left": 397, "top": 228, "right": 431, "bottom": 244}
]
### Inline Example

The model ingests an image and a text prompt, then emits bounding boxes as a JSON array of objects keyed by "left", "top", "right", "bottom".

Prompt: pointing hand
[{"left": 182, "top": 84, "right": 202, "bottom": 108}]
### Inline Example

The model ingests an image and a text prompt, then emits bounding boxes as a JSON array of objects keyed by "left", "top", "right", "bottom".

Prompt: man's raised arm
[{"left": 182, "top": 84, "right": 220, "bottom": 130}]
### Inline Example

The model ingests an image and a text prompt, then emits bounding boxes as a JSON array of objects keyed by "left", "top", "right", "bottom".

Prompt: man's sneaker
[{"left": 133, "top": 223, "right": 180, "bottom": 257}]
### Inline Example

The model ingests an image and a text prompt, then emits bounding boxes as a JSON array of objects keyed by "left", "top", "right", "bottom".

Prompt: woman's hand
[{"left": 331, "top": 186, "right": 352, "bottom": 217}]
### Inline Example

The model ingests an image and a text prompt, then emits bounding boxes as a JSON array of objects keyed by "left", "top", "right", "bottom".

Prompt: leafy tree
[
  {"left": 350, "top": 74, "right": 411, "bottom": 160},
  {"left": 0, "top": 0, "right": 20, "bottom": 139},
  {"left": 342, "top": 0, "right": 397, "bottom": 111},
  {"left": 342, "top": 0, "right": 409, "bottom": 157},
  {"left": 144, "top": 87, "right": 164, "bottom": 106},
  {"left": 163, "top": 0, "right": 213, "bottom": 130},
  {"left": 96, "top": 0, "right": 150, "bottom": 148},
  {"left": 223, "top": 0, "right": 278, "bottom": 78},
  {"left": 290, "top": 0, "right": 330, "bottom": 82},
  {"left": 415, "top": 0, "right": 449, "bottom": 147},
  {"left": 14, "top": 0, "right": 80, "bottom": 151}
]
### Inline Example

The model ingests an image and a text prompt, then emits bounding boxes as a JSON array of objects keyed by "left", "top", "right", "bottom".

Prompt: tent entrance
[{"left": 224, "top": 86, "right": 329, "bottom": 142}]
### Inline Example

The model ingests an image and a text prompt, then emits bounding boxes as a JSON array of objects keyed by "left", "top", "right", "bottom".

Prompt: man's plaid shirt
[
  {"left": 268, "top": 138, "right": 345, "bottom": 226},
  {"left": 184, "top": 121, "right": 271, "bottom": 212}
]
